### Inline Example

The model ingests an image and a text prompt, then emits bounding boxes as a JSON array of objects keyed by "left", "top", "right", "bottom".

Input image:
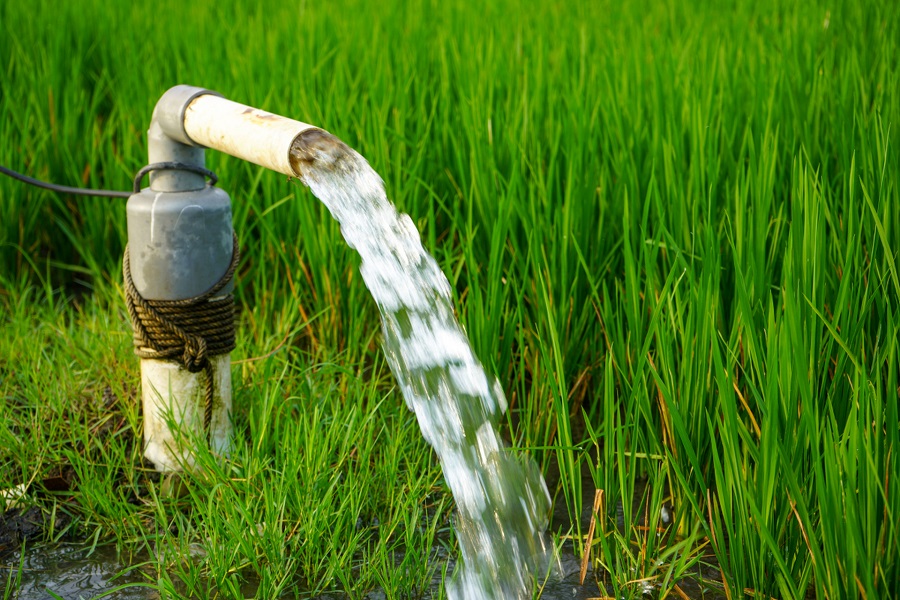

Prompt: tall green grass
[{"left": 1, "top": 0, "right": 898, "bottom": 597}]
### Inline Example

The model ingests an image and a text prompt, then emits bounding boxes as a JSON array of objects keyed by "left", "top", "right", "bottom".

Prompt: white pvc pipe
[
  {"left": 183, "top": 94, "right": 318, "bottom": 178},
  {"left": 142, "top": 355, "right": 232, "bottom": 472}
]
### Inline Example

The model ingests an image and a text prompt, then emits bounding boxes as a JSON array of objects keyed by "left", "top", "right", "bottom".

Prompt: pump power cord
[
  {"left": 0, "top": 164, "right": 132, "bottom": 198},
  {"left": 0, "top": 162, "right": 218, "bottom": 198}
]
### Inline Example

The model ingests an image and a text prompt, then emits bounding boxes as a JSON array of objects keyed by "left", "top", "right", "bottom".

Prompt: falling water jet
[{"left": 291, "top": 128, "right": 557, "bottom": 599}]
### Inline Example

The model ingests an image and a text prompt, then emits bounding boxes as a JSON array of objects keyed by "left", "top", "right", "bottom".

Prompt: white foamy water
[{"left": 291, "top": 130, "right": 555, "bottom": 599}]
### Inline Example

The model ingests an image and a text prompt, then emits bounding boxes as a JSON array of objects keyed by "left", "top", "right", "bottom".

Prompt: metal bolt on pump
[{"left": 128, "top": 85, "right": 320, "bottom": 471}]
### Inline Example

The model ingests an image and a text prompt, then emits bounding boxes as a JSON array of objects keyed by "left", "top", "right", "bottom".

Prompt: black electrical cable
[
  {"left": 0, "top": 162, "right": 218, "bottom": 199},
  {"left": 0, "top": 164, "right": 132, "bottom": 198}
]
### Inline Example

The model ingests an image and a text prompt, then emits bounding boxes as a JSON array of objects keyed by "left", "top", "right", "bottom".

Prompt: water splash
[{"left": 291, "top": 129, "right": 555, "bottom": 599}]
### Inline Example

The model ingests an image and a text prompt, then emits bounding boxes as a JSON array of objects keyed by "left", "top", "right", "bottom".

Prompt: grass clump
[{"left": 2, "top": 0, "right": 899, "bottom": 598}]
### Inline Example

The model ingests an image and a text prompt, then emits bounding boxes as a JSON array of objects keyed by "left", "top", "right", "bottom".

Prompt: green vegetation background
[{"left": 1, "top": 0, "right": 897, "bottom": 597}]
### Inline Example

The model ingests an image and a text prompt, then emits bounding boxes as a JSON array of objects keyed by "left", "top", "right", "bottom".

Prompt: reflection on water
[{"left": 3, "top": 543, "right": 155, "bottom": 600}]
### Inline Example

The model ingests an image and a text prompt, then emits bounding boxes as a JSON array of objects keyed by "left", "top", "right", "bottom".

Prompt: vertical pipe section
[
  {"left": 126, "top": 185, "right": 234, "bottom": 472},
  {"left": 129, "top": 85, "right": 322, "bottom": 471},
  {"left": 128, "top": 86, "right": 236, "bottom": 472}
]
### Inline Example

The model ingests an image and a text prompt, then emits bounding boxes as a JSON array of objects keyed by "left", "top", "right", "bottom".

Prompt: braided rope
[{"left": 124, "top": 233, "right": 240, "bottom": 437}]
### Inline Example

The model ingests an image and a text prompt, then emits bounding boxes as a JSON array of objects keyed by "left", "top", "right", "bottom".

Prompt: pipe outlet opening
[{"left": 289, "top": 128, "right": 355, "bottom": 181}]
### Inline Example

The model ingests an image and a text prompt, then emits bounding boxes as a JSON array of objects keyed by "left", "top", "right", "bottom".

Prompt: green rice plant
[{"left": 1, "top": 0, "right": 899, "bottom": 597}]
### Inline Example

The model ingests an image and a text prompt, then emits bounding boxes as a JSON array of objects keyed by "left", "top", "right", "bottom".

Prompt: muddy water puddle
[
  {"left": 4, "top": 446, "right": 720, "bottom": 599},
  {"left": 3, "top": 543, "right": 154, "bottom": 599},
  {"left": 3, "top": 487, "right": 725, "bottom": 600},
  {"left": 3, "top": 543, "right": 606, "bottom": 600},
  {"left": 4, "top": 543, "right": 721, "bottom": 600}
]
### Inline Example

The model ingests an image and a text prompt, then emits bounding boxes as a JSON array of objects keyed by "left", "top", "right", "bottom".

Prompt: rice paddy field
[{"left": 1, "top": 0, "right": 898, "bottom": 598}]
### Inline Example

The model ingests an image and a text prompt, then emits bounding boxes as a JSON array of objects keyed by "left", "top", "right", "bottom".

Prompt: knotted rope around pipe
[{"left": 123, "top": 233, "right": 240, "bottom": 439}]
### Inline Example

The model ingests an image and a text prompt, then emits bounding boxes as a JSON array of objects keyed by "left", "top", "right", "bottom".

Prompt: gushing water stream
[{"left": 290, "top": 129, "right": 555, "bottom": 599}]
